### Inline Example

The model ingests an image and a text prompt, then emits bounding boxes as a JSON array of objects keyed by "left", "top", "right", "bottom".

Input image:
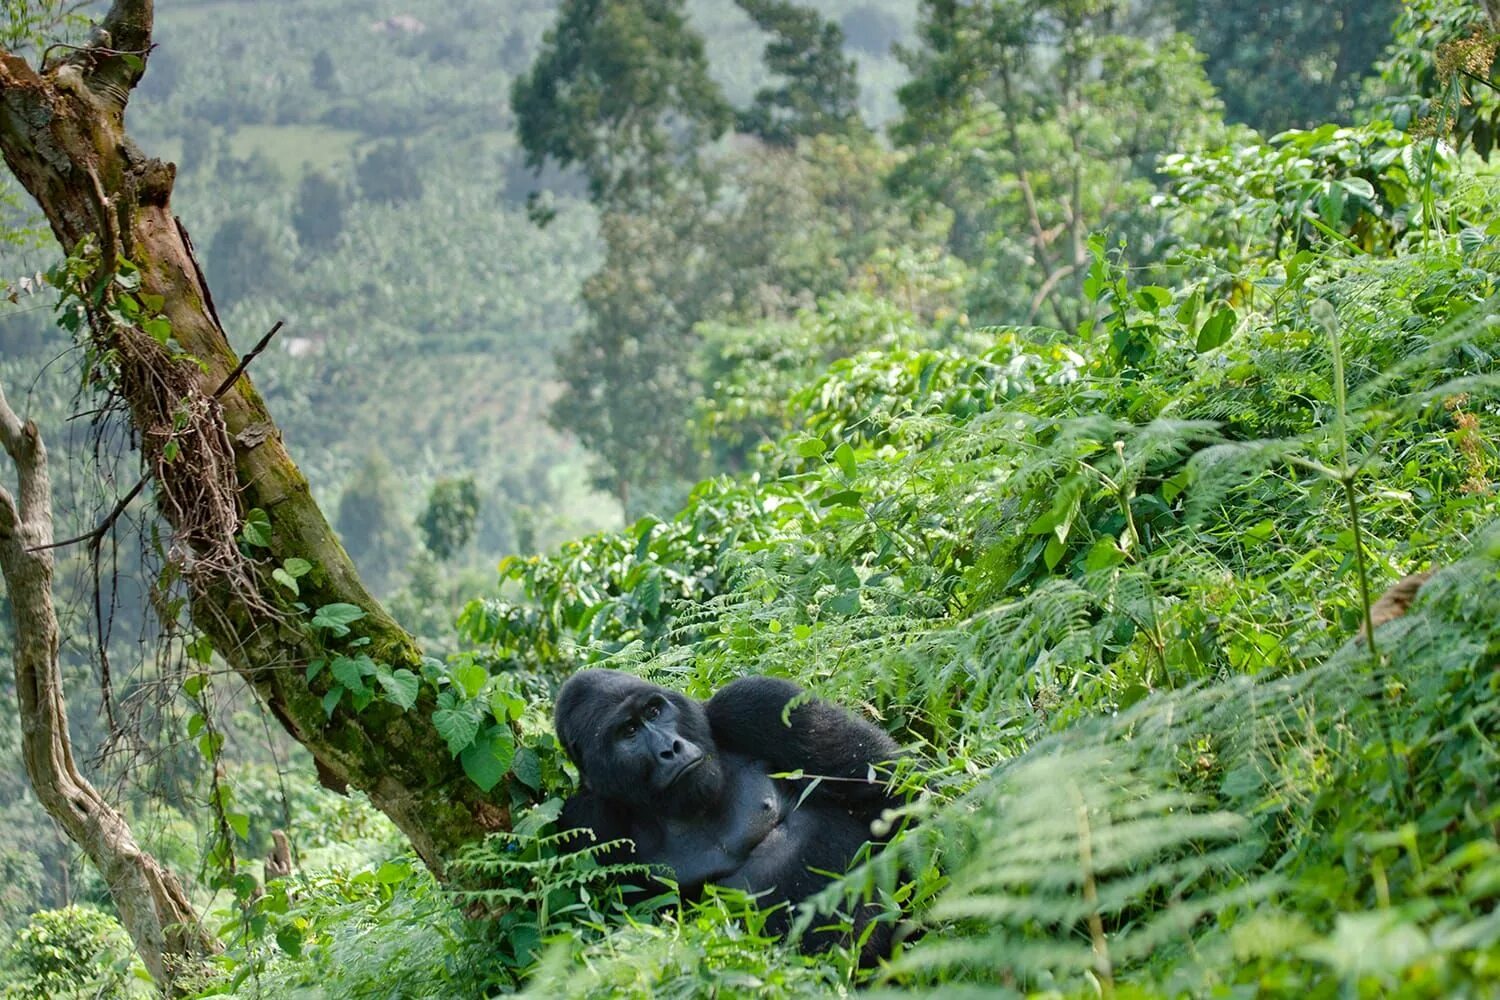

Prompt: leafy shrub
[{"left": 0, "top": 905, "right": 138, "bottom": 999}]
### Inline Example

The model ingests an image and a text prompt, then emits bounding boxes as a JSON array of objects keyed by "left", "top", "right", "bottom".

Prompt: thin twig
[
  {"left": 32, "top": 474, "right": 145, "bottom": 553},
  {"left": 211, "top": 321, "right": 283, "bottom": 398}
]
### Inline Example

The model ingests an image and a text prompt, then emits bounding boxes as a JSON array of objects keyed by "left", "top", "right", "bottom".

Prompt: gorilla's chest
[{"left": 636, "top": 754, "right": 820, "bottom": 892}]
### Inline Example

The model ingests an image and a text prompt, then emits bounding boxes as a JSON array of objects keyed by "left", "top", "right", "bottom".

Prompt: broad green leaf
[
  {"left": 241, "top": 508, "right": 272, "bottom": 548},
  {"left": 460, "top": 725, "right": 516, "bottom": 792},
  {"left": 224, "top": 811, "right": 250, "bottom": 840},
  {"left": 434, "top": 702, "right": 483, "bottom": 756},
  {"left": 330, "top": 655, "right": 370, "bottom": 693},
  {"left": 513, "top": 796, "right": 561, "bottom": 837},
  {"left": 489, "top": 685, "right": 525, "bottom": 724},
  {"left": 451, "top": 661, "right": 488, "bottom": 699},
  {"left": 1195, "top": 306, "right": 1237, "bottom": 353},
  {"left": 185, "top": 634, "right": 214, "bottom": 664},
  {"left": 511, "top": 746, "right": 542, "bottom": 791},
  {"left": 824, "top": 589, "right": 860, "bottom": 617},
  {"left": 1134, "top": 286, "right": 1171, "bottom": 312},
  {"left": 143, "top": 316, "right": 172, "bottom": 344},
  {"left": 312, "top": 603, "right": 365, "bottom": 635},
  {"left": 377, "top": 668, "right": 420, "bottom": 711},
  {"left": 833, "top": 441, "right": 857, "bottom": 478}
]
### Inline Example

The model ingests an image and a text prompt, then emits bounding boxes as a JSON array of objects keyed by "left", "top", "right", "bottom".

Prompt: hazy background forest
[{"left": 2, "top": 0, "right": 1499, "bottom": 995}]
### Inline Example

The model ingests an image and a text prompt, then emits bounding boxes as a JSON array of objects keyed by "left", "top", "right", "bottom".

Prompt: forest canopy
[{"left": 0, "top": 0, "right": 1498, "bottom": 997}]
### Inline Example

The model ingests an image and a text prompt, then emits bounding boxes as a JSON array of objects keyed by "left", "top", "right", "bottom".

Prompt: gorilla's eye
[
  {"left": 620, "top": 720, "right": 639, "bottom": 739},
  {"left": 644, "top": 699, "right": 662, "bottom": 720}
]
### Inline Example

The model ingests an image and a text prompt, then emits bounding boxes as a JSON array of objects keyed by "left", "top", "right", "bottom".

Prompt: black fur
[{"left": 554, "top": 669, "right": 903, "bottom": 956}]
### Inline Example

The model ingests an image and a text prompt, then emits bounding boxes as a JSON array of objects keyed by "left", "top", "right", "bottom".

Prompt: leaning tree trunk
[
  {"left": 0, "top": 0, "right": 508, "bottom": 874},
  {"left": 0, "top": 382, "right": 218, "bottom": 990}
]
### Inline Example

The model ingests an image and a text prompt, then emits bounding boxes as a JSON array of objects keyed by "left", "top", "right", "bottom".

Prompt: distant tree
[
  {"left": 310, "top": 48, "right": 339, "bottom": 93},
  {"left": 418, "top": 476, "right": 480, "bottom": 561},
  {"left": 204, "top": 213, "right": 286, "bottom": 310},
  {"left": 336, "top": 454, "right": 414, "bottom": 595},
  {"left": 293, "top": 171, "right": 349, "bottom": 251},
  {"left": 734, "top": 0, "right": 866, "bottom": 146},
  {"left": 1168, "top": 0, "right": 1399, "bottom": 133},
  {"left": 356, "top": 141, "right": 424, "bottom": 204},
  {"left": 511, "top": 0, "right": 732, "bottom": 209}
]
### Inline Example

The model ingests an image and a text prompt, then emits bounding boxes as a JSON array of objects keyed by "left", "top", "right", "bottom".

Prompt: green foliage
[
  {"left": 551, "top": 136, "right": 937, "bottom": 511},
  {"left": 0, "top": 906, "right": 139, "bottom": 999},
  {"left": 292, "top": 171, "right": 349, "bottom": 251},
  {"left": 208, "top": 858, "right": 494, "bottom": 998},
  {"left": 355, "top": 140, "right": 426, "bottom": 205},
  {"left": 8, "top": 2, "right": 1500, "bottom": 996},
  {"left": 891, "top": 0, "right": 1226, "bottom": 327},
  {"left": 419, "top": 475, "right": 481, "bottom": 561},
  {"left": 0, "top": 0, "right": 89, "bottom": 53},
  {"left": 443, "top": 118, "right": 1500, "bottom": 994}
]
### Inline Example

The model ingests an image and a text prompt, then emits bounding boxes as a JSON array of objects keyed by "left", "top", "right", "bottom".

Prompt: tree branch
[
  {"left": 85, "top": 0, "right": 154, "bottom": 104},
  {"left": 0, "top": 377, "right": 217, "bottom": 993}
]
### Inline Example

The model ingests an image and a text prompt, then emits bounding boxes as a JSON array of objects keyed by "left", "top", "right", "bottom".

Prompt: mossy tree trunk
[{"left": 0, "top": 0, "right": 508, "bottom": 875}]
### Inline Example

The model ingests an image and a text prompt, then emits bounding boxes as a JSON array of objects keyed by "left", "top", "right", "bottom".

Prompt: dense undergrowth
[{"left": 182, "top": 113, "right": 1500, "bottom": 999}]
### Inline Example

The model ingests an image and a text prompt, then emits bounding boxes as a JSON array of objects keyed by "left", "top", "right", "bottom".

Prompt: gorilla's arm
[{"left": 704, "top": 676, "right": 901, "bottom": 807}]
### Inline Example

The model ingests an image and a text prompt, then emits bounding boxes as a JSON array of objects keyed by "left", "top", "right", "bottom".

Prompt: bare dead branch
[{"left": 211, "top": 319, "right": 283, "bottom": 397}]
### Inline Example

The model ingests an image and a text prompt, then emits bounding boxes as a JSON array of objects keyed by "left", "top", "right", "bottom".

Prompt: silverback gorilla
[{"left": 553, "top": 669, "right": 903, "bottom": 956}]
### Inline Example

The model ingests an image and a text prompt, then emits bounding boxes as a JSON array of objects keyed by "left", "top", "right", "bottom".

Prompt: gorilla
[{"left": 553, "top": 669, "right": 904, "bottom": 954}]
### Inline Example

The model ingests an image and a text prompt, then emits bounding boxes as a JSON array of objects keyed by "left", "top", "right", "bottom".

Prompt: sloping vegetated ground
[
  {"left": 3, "top": 2, "right": 1499, "bottom": 997},
  {"left": 219, "top": 119, "right": 1500, "bottom": 997}
]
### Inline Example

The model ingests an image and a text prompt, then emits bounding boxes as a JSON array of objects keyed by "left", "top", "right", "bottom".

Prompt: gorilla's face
[{"left": 555, "top": 670, "right": 725, "bottom": 813}]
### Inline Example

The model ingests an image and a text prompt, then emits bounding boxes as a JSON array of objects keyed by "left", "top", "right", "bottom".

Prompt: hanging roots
[{"left": 112, "top": 325, "right": 272, "bottom": 620}]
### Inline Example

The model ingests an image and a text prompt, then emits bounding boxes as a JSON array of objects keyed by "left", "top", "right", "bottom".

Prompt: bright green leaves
[
  {"left": 330, "top": 654, "right": 375, "bottom": 691},
  {"left": 833, "top": 441, "right": 858, "bottom": 478},
  {"left": 460, "top": 726, "right": 517, "bottom": 793},
  {"left": 272, "top": 557, "right": 313, "bottom": 595},
  {"left": 426, "top": 657, "right": 527, "bottom": 791},
  {"left": 433, "top": 690, "right": 484, "bottom": 757}
]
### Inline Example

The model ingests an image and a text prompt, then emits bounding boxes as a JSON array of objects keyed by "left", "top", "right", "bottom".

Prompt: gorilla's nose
[{"left": 660, "top": 739, "right": 684, "bottom": 759}]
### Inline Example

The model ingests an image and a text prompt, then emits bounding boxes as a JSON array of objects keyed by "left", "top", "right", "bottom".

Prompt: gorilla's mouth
[{"left": 663, "top": 755, "right": 704, "bottom": 789}]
